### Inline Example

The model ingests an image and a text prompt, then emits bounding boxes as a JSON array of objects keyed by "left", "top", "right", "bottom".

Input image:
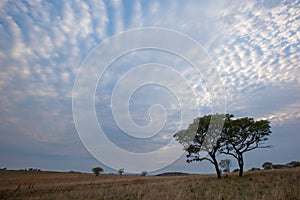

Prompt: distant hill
[{"left": 156, "top": 172, "right": 191, "bottom": 176}]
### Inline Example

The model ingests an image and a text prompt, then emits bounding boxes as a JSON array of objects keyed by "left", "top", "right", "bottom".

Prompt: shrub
[
  {"left": 92, "top": 167, "right": 103, "bottom": 176},
  {"left": 141, "top": 171, "right": 148, "bottom": 176}
]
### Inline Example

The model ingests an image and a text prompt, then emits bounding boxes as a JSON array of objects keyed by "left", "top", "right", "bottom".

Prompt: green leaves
[
  {"left": 222, "top": 117, "right": 272, "bottom": 154},
  {"left": 92, "top": 167, "right": 103, "bottom": 176}
]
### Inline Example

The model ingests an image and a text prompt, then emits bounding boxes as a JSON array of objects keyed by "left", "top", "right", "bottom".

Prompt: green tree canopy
[
  {"left": 287, "top": 161, "right": 300, "bottom": 168},
  {"left": 92, "top": 167, "right": 103, "bottom": 176},
  {"left": 141, "top": 171, "right": 148, "bottom": 176},
  {"left": 174, "top": 114, "right": 231, "bottom": 179},
  {"left": 118, "top": 168, "right": 124, "bottom": 175},
  {"left": 221, "top": 117, "right": 272, "bottom": 176},
  {"left": 174, "top": 114, "right": 272, "bottom": 178},
  {"left": 262, "top": 162, "right": 273, "bottom": 170}
]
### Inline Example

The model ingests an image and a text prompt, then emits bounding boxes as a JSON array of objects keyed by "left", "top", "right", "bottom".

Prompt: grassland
[{"left": 0, "top": 167, "right": 299, "bottom": 200}]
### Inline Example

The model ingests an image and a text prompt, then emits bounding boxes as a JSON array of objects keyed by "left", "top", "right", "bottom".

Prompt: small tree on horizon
[
  {"left": 92, "top": 167, "right": 103, "bottom": 176},
  {"left": 219, "top": 159, "right": 231, "bottom": 173},
  {"left": 287, "top": 161, "right": 300, "bottom": 168},
  {"left": 141, "top": 171, "right": 148, "bottom": 176},
  {"left": 262, "top": 162, "right": 273, "bottom": 170},
  {"left": 118, "top": 168, "right": 124, "bottom": 175}
]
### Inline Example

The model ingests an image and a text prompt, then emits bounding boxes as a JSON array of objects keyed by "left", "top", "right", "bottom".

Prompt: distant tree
[
  {"left": 287, "top": 161, "right": 300, "bottom": 168},
  {"left": 174, "top": 114, "right": 231, "bottom": 179},
  {"left": 262, "top": 162, "right": 273, "bottom": 170},
  {"left": 118, "top": 168, "right": 124, "bottom": 175},
  {"left": 248, "top": 167, "right": 261, "bottom": 171},
  {"left": 219, "top": 159, "right": 231, "bottom": 173},
  {"left": 221, "top": 117, "right": 272, "bottom": 177},
  {"left": 92, "top": 167, "right": 103, "bottom": 176},
  {"left": 272, "top": 164, "right": 287, "bottom": 169},
  {"left": 141, "top": 171, "right": 148, "bottom": 176}
]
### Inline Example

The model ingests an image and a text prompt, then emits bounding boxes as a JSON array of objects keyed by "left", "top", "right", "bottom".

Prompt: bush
[
  {"left": 141, "top": 171, "right": 148, "bottom": 176},
  {"left": 273, "top": 164, "right": 287, "bottom": 169},
  {"left": 248, "top": 167, "right": 261, "bottom": 171},
  {"left": 118, "top": 168, "right": 124, "bottom": 175},
  {"left": 262, "top": 162, "right": 273, "bottom": 170},
  {"left": 92, "top": 167, "right": 103, "bottom": 176},
  {"left": 287, "top": 161, "right": 300, "bottom": 168}
]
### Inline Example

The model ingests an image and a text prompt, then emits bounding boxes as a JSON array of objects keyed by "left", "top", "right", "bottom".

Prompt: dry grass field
[{"left": 0, "top": 167, "right": 299, "bottom": 200}]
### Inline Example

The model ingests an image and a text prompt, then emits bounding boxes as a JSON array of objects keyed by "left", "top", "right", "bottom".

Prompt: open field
[{"left": 0, "top": 167, "right": 299, "bottom": 200}]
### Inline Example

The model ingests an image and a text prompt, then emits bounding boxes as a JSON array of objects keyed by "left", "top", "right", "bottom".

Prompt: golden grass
[{"left": 0, "top": 167, "right": 299, "bottom": 200}]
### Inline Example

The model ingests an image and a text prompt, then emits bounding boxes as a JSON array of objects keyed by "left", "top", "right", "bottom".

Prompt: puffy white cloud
[
  {"left": 201, "top": 0, "right": 300, "bottom": 122},
  {"left": 111, "top": 0, "right": 124, "bottom": 33},
  {"left": 89, "top": 0, "right": 108, "bottom": 39}
]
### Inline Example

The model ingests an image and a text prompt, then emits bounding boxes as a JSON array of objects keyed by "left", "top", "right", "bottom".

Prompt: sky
[{"left": 0, "top": 0, "right": 299, "bottom": 174}]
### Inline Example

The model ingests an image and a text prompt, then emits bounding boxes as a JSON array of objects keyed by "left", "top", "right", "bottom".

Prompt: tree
[
  {"left": 92, "top": 167, "right": 103, "bottom": 176},
  {"left": 262, "top": 162, "right": 273, "bottom": 169},
  {"left": 272, "top": 164, "right": 287, "bottom": 169},
  {"left": 219, "top": 159, "right": 231, "bottom": 173},
  {"left": 118, "top": 168, "right": 124, "bottom": 175},
  {"left": 174, "top": 114, "right": 230, "bottom": 179},
  {"left": 141, "top": 171, "right": 148, "bottom": 176},
  {"left": 221, "top": 117, "right": 272, "bottom": 177},
  {"left": 287, "top": 161, "right": 300, "bottom": 168},
  {"left": 248, "top": 167, "right": 261, "bottom": 171}
]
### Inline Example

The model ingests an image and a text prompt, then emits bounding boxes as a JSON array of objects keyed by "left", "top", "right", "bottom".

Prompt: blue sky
[{"left": 0, "top": 0, "right": 299, "bottom": 174}]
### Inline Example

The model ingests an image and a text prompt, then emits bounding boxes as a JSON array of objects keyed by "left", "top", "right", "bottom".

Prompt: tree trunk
[
  {"left": 238, "top": 155, "right": 244, "bottom": 177},
  {"left": 211, "top": 154, "right": 221, "bottom": 179}
]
